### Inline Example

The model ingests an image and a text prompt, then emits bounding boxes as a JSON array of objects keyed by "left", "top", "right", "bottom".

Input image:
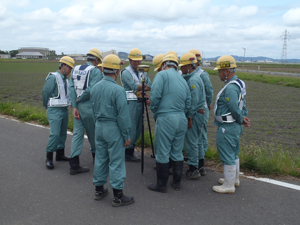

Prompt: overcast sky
[{"left": 0, "top": 0, "right": 299, "bottom": 59}]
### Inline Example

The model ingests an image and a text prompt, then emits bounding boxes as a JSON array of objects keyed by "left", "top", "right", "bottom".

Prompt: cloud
[
  {"left": 23, "top": 8, "right": 56, "bottom": 22},
  {"left": 0, "top": 5, "right": 6, "bottom": 20},
  {"left": 283, "top": 8, "right": 300, "bottom": 27},
  {"left": 0, "top": 0, "right": 299, "bottom": 58}
]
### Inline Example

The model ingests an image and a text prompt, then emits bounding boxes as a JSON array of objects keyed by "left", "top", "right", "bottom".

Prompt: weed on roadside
[{"left": 239, "top": 142, "right": 300, "bottom": 177}]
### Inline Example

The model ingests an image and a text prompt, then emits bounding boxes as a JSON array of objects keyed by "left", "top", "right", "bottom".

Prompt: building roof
[
  {"left": 16, "top": 52, "right": 44, "bottom": 56},
  {"left": 68, "top": 54, "right": 86, "bottom": 57},
  {"left": 19, "top": 47, "right": 49, "bottom": 50}
]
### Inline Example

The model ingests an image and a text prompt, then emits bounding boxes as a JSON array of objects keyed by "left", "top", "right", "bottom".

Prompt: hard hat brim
[{"left": 129, "top": 57, "right": 143, "bottom": 61}]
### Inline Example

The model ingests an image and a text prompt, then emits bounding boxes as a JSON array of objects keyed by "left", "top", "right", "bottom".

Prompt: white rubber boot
[
  {"left": 235, "top": 158, "right": 240, "bottom": 186},
  {"left": 213, "top": 165, "right": 236, "bottom": 194},
  {"left": 218, "top": 159, "right": 240, "bottom": 187}
]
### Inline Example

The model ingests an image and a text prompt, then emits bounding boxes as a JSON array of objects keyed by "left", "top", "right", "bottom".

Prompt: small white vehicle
[{"left": 202, "top": 61, "right": 211, "bottom": 67}]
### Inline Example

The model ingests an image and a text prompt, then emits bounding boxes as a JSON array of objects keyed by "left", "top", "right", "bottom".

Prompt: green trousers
[
  {"left": 46, "top": 107, "right": 68, "bottom": 152},
  {"left": 70, "top": 101, "right": 96, "bottom": 158},
  {"left": 93, "top": 121, "right": 126, "bottom": 190}
]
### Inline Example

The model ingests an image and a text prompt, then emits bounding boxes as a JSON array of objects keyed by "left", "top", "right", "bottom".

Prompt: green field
[
  {"left": 208, "top": 61, "right": 300, "bottom": 74},
  {"left": 1, "top": 59, "right": 300, "bottom": 177}
]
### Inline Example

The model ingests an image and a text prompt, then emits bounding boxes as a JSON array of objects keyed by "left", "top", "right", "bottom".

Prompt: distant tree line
[{"left": 0, "top": 50, "right": 19, "bottom": 57}]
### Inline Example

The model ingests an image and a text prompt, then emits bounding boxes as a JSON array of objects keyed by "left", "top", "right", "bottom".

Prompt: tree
[
  {"left": 49, "top": 50, "right": 56, "bottom": 56},
  {"left": 0, "top": 50, "right": 8, "bottom": 54},
  {"left": 9, "top": 50, "right": 19, "bottom": 57},
  {"left": 47, "top": 50, "right": 57, "bottom": 59}
]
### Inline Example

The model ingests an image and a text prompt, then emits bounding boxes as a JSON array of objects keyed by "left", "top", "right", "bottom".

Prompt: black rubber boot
[
  {"left": 198, "top": 158, "right": 206, "bottom": 176},
  {"left": 171, "top": 161, "right": 184, "bottom": 191},
  {"left": 185, "top": 165, "right": 200, "bottom": 179},
  {"left": 154, "top": 158, "right": 173, "bottom": 175},
  {"left": 46, "top": 152, "right": 54, "bottom": 170},
  {"left": 94, "top": 185, "right": 108, "bottom": 200},
  {"left": 112, "top": 189, "right": 134, "bottom": 207},
  {"left": 125, "top": 147, "right": 140, "bottom": 162},
  {"left": 69, "top": 156, "right": 89, "bottom": 175},
  {"left": 92, "top": 153, "right": 95, "bottom": 164},
  {"left": 148, "top": 162, "right": 169, "bottom": 193},
  {"left": 56, "top": 148, "right": 69, "bottom": 161}
]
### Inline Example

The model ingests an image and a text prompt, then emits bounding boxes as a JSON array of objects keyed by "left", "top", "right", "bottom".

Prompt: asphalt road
[{"left": 1, "top": 116, "right": 300, "bottom": 225}]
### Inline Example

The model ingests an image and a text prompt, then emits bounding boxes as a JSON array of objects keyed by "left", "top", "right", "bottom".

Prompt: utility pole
[
  {"left": 281, "top": 29, "right": 290, "bottom": 63},
  {"left": 242, "top": 47, "right": 246, "bottom": 67}
]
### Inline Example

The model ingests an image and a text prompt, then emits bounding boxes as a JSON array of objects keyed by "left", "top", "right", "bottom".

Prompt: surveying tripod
[{"left": 137, "top": 65, "right": 155, "bottom": 174}]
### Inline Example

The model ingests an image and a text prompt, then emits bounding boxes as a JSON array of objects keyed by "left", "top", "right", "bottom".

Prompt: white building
[
  {"left": 0, "top": 54, "right": 11, "bottom": 59},
  {"left": 16, "top": 52, "right": 44, "bottom": 59},
  {"left": 18, "top": 47, "right": 49, "bottom": 56},
  {"left": 102, "top": 50, "right": 118, "bottom": 58},
  {"left": 68, "top": 54, "right": 86, "bottom": 61}
]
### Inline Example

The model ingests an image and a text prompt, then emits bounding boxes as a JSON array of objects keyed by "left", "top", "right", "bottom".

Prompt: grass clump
[
  {"left": 136, "top": 131, "right": 155, "bottom": 148},
  {"left": 239, "top": 142, "right": 300, "bottom": 177},
  {"left": 0, "top": 101, "right": 49, "bottom": 125}
]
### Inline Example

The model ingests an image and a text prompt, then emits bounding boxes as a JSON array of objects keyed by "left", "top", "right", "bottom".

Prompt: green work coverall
[
  {"left": 69, "top": 62, "right": 102, "bottom": 157},
  {"left": 121, "top": 65, "right": 152, "bottom": 150},
  {"left": 197, "top": 67, "right": 213, "bottom": 156},
  {"left": 42, "top": 71, "right": 69, "bottom": 153},
  {"left": 214, "top": 75, "right": 248, "bottom": 165},
  {"left": 91, "top": 76, "right": 131, "bottom": 190},
  {"left": 183, "top": 70, "right": 206, "bottom": 167},
  {"left": 150, "top": 68, "right": 191, "bottom": 163}
]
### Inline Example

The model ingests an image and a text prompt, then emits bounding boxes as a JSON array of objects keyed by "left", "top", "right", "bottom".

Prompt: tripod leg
[{"left": 145, "top": 102, "right": 155, "bottom": 158}]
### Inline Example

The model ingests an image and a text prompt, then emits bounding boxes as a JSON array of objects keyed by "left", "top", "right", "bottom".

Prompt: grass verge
[
  {"left": 0, "top": 101, "right": 74, "bottom": 130},
  {"left": 201, "top": 141, "right": 300, "bottom": 177}
]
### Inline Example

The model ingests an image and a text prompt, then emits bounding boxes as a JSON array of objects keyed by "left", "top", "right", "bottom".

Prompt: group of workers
[{"left": 42, "top": 47, "right": 250, "bottom": 207}]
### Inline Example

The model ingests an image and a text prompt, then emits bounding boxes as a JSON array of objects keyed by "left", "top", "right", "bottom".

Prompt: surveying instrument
[{"left": 137, "top": 65, "right": 155, "bottom": 174}]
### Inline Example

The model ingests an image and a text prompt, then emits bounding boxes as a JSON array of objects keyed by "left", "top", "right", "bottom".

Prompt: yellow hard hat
[
  {"left": 162, "top": 54, "right": 179, "bottom": 65},
  {"left": 102, "top": 54, "right": 122, "bottom": 70},
  {"left": 97, "top": 63, "right": 102, "bottom": 67},
  {"left": 138, "top": 65, "right": 150, "bottom": 73},
  {"left": 87, "top": 48, "right": 102, "bottom": 62},
  {"left": 59, "top": 56, "right": 75, "bottom": 68},
  {"left": 166, "top": 50, "right": 177, "bottom": 57},
  {"left": 152, "top": 54, "right": 165, "bottom": 71},
  {"left": 214, "top": 55, "right": 237, "bottom": 70},
  {"left": 179, "top": 52, "right": 197, "bottom": 67},
  {"left": 189, "top": 49, "right": 202, "bottom": 61},
  {"left": 128, "top": 48, "right": 143, "bottom": 61}
]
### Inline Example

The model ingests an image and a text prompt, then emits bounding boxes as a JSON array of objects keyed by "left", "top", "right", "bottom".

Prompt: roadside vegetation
[{"left": 0, "top": 60, "right": 299, "bottom": 178}]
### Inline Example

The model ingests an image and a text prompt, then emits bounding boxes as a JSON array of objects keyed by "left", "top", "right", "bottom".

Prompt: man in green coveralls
[
  {"left": 189, "top": 49, "right": 213, "bottom": 176},
  {"left": 91, "top": 54, "right": 134, "bottom": 207},
  {"left": 180, "top": 52, "right": 206, "bottom": 179},
  {"left": 148, "top": 54, "right": 191, "bottom": 192},
  {"left": 212, "top": 55, "right": 250, "bottom": 194},
  {"left": 68, "top": 48, "right": 103, "bottom": 175},
  {"left": 42, "top": 56, "right": 75, "bottom": 170},
  {"left": 121, "top": 48, "right": 152, "bottom": 162}
]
